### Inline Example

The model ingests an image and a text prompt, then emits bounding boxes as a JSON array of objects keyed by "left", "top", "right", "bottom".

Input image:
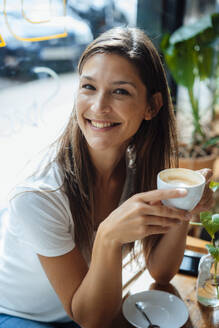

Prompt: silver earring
[
  {"left": 119, "top": 144, "right": 137, "bottom": 205},
  {"left": 126, "top": 144, "right": 136, "bottom": 169}
]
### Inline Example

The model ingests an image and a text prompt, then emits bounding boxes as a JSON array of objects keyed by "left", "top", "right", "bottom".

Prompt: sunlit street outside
[{"left": 0, "top": 73, "right": 78, "bottom": 209}]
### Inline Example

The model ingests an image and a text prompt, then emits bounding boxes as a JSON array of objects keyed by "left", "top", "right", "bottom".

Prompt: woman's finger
[
  {"left": 192, "top": 180, "right": 214, "bottom": 212},
  {"left": 196, "top": 168, "right": 213, "bottom": 183},
  {"left": 136, "top": 188, "right": 188, "bottom": 203},
  {"left": 148, "top": 200, "right": 162, "bottom": 206},
  {"left": 145, "top": 225, "right": 171, "bottom": 235},
  {"left": 140, "top": 203, "right": 192, "bottom": 221},
  {"left": 191, "top": 198, "right": 215, "bottom": 214},
  {"left": 140, "top": 215, "right": 181, "bottom": 227}
]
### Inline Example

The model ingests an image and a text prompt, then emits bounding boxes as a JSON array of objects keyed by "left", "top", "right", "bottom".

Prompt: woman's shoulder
[
  {"left": 9, "top": 158, "right": 66, "bottom": 205},
  {"left": 7, "top": 159, "right": 75, "bottom": 257},
  {"left": 29, "top": 160, "right": 64, "bottom": 190},
  {"left": 9, "top": 159, "right": 72, "bottom": 226},
  {"left": 8, "top": 145, "right": 73, "bottom": 222}
]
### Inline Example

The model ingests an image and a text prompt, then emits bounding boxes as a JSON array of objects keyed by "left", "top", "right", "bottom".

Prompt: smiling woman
[
  {"left": 0, "top": 26, "right": 213, "bottom": 328},
  {"left": 76, "top": 53, "right": 150, "bottom": 153}
]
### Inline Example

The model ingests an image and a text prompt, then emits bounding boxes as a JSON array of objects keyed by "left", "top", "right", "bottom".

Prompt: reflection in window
[
  {"left": 0, "top": 0, "right": 137, "bottom": 209},
  {"left": 3, "top": 0, "right": 68, "bottom": 42}
]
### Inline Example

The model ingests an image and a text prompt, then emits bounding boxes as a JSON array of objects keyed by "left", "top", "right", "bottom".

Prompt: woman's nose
[{"left": 90, "top": 93, "right": 111, "bottom": 113}]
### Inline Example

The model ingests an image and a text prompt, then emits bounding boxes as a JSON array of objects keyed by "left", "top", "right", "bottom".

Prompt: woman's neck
[
  {"left": 89, "top": 146, "right": 126, "bottom": 185},
  {"left": 91, "top": 151, "right": 126, "bottom": 229}
]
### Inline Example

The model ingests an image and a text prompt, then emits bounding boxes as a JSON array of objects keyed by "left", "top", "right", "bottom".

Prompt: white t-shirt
[
  {"left": 0, "top": 147, "right": 136, "bottom": 323},
  {"left": 0, "top": 160, "right": 75, "bottom": 323}
]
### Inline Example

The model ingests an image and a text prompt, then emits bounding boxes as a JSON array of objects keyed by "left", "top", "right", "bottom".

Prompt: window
[{"left": 0, "top": 0, "right": 137, "bottom": 209}]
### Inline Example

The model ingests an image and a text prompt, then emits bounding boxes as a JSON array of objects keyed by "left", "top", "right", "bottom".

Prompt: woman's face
[{"left": 76, "top": 53, "right": 151, "bottom": 153}]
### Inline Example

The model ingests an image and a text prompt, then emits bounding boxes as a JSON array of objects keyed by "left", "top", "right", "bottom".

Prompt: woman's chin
[
  {"left": 88, "top": 142, "right": 115, "bottom": 152},
  {"left": 87, "top": 140, "right": 126, "bottom": 154}
]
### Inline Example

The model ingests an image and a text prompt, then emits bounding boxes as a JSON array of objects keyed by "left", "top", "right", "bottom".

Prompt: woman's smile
[{"left": 86, "top": 119, "right": 121, "bottom": 130}]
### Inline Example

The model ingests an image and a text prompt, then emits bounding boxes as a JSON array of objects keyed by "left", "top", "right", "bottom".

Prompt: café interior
[{"left": 0, "top": 0, "right": 219, "bottom": 327}]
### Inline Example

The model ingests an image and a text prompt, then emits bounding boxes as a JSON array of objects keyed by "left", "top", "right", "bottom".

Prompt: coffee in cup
[{"left": 157, "top": 168, "right": 205, "bottom": 211}]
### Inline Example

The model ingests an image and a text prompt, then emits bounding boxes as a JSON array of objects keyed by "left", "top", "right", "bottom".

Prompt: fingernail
[{"left": 176, "top": 188, "right": 188, "bottom": 196}]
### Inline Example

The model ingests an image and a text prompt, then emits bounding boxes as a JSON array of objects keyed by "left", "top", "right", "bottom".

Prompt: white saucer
[{"left": 122, "top": 290, "right": 189, "bottom": 328}]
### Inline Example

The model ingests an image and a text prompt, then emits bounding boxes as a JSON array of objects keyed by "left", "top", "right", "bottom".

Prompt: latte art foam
[{"left": 162, "top": 175, "right": 200, "bottom": 187}]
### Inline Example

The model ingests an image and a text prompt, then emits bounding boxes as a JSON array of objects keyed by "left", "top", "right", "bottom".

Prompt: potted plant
[
  {"left": 190, "top": 181, "right": 219, "bottom": 306},
  {"left": 161, "top": 13, "right": 219, "bottom": 170}
]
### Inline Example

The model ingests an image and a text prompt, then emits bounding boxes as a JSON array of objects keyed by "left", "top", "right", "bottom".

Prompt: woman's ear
[{"left": 144, "top": 92, "right": 163, "bottom": 120}]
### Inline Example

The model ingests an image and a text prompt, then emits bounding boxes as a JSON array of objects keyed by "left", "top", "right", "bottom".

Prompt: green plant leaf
[
  {"left": 162, "top": 39, "right": 196, "bottom": 88},
  {"left": 197, "top": 43, "right": 215, "bottom": 80},
  {"left": 202, "top": 136, "right": 219, "bottom": 149},
  {"left": 212, "top": 12, "right": 219, "bottom": 34},
  {"left": 213, "top": 214, "right": 219, "bottom": 221},
  {"left": 206, "top": 244, "right": 219, "bottom": 262},
  {"left": 161, "top": 13, "right": 219, "bottom": 89},
  {"left": 209, "top": 181, "right": 219, "bottom": 192},
  {"left": 160, "top": 33, "right": 170, "bottom": 51},
  {"left": 200, "top": 212, "right": 219, "bottom": 239},
  {"left": 169, "top": 13, "right": 218, "bottom": 45},
  {"left": 169, "top": 15, "right": 211, "bottom": 44}
]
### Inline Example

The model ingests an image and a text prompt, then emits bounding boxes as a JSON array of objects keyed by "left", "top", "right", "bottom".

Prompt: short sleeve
[{"left": 8, "top": 190, "right": 75, "bottom": 257}]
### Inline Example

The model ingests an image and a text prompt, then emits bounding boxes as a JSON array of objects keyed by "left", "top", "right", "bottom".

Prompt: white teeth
[{"left": 90, "top": 121, "right": 115, "bottom": 128}]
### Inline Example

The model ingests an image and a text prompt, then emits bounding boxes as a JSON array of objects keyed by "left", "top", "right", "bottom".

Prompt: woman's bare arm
[
  {"left": 37, "top": 188, "right": 193, "bottom": 328},
  {"left": 38, "top": 229, "right": 123, "bottom": 328},
  {"left": 146, "top": 168, "right": 213, "bottom": 284},
  {"left": 145, "top": 220, "right": 189, "bottom": 284}
]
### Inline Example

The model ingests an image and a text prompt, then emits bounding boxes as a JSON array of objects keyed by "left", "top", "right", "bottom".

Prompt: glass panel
[
  {"left": 0, "top": 0, "right": 137, "bottom": 209},
  {"left": 184, "top": 0, "right": 216, "bottom": 24}
]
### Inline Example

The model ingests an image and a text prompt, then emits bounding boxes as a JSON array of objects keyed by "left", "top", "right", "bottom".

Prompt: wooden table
[{"left": 111, "top": 237, "right": 219, "bottom": 328}]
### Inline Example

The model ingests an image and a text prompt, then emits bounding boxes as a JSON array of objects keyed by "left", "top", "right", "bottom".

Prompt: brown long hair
[{"left": 56, "top": 27, "right": 178, "bottom": 260}]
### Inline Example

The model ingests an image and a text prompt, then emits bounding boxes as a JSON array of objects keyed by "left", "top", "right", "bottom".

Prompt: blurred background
[{"left": 0, "top": 0, "right": 218, "bottom": 231}]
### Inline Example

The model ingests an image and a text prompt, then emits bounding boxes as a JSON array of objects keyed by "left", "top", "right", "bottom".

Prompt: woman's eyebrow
[
  {"left": 112, "top": 81, "right": 137, "bottom": 89},
  {"left": 80, "top": 76, "right": 137, "bottom": 89},
  {"left": 80, "top": 75, "right": 96, "bottom": 81}
]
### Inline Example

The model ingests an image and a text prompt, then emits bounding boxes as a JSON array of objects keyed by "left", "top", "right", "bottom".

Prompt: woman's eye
[
  {"left": 82, "top": 84, "right": 95, "bottom": 90},
  {"left": 114, "top": 88, "right": 130, "bottom": 95}
]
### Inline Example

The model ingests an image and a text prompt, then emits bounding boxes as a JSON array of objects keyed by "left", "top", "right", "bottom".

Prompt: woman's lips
[{"left": 86, "top": 119, "right": 121, "bottom": 129}]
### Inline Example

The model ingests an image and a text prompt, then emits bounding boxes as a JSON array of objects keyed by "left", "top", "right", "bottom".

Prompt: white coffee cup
[{"left": 157, "top": 168, "right": 206, "bottom": 211}]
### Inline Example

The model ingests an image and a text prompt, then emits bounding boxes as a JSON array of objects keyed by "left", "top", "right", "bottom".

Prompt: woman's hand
[
  {"left": 190, "top": 168, "right": 214, "bottom": 214},
  {"left": 100, "top": 188, "right": 191, "bottom": 247}
]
